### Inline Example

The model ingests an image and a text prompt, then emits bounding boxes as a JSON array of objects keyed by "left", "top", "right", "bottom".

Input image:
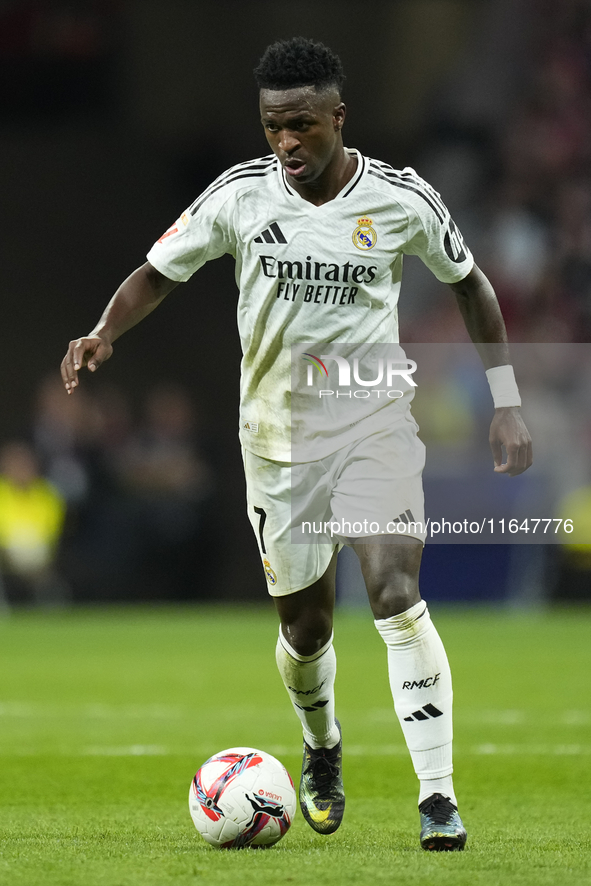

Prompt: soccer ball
[{"left": 189, "top": 747, "right": 297, "bottom": 849}]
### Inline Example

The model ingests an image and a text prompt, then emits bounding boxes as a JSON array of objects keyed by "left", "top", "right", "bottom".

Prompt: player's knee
[
  {"left": 280, "top": 612, "right": 332, "bottom": 657},
  {"left": 367, "top": 583, "right": 421, "bottom": 620}
]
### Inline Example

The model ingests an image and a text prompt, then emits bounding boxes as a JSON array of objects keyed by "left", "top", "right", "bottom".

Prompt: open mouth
[{"left": 284, "top": 158, "right": 306, "bottom": 177}]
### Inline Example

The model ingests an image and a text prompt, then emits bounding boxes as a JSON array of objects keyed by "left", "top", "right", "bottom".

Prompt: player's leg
[
  {"left": 274, "top": 549, "right": 339, "bottom": 747},
  {"left": 242, "top": 448, "right": 344, "bottom": 833},
  {"left": 354, "top": 539, "right": 466, "bottom": 850},
  {"left": 274, "top": 552, "right": 345, "bottom": 834},
  {"left": 244, "top": 448, "right": 340, "bottom": 751},
  {"left": 274, "top": 548, "right": 337, "bottom": 656},
  {"left": 356, "top": 539, "right": 454, "bottom": 797}
]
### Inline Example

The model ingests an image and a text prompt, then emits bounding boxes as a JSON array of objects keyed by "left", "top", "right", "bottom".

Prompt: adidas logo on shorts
[{"left": 392, "top": 509, "right": 415, "bottom": 525}]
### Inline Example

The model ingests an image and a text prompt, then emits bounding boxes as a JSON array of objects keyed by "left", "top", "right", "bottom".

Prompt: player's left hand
[{"left": 489, "top": 407, "right": 532, "bottom": 476}]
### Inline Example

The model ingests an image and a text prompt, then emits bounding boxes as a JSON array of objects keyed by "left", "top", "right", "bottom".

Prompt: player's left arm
[{"left": 449, "top": 263, "right": 533, "bottom": 476}]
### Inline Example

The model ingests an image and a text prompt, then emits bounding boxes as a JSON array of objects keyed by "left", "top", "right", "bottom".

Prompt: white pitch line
[
  {"left": 0, "top": 743, "right": 590, "bottom": 758},
  {"left": 1, "top": 703, "right": 589, "bottom": 726},
  {"left": 80, "top": 743, "right": 591, "bottom": 758},
  {"left": 82, "top": 745, "right": 169, "bottom": 756},
  {"left": 0, "top": 701, "right": 187, "bottom": 719},
  {"left": 472, "top": 743, "right": 591, "bottom": 756}
]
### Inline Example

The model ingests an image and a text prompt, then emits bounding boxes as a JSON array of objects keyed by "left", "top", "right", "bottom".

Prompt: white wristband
[{"left": 485, "top": 364, "right": 521, "bottom": 408}]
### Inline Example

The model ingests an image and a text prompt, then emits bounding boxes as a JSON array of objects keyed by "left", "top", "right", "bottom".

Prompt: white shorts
[{"left": 243, "top": 414, "right": 426, "bottom": 597}]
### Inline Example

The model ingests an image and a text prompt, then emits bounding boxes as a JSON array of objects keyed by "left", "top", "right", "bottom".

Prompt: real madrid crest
[
  {"left": 352, "top": 216, "right": 377, "bottom": 250},
  {"left": 263, "top": 558, "right": 277, "bottom": 586}
]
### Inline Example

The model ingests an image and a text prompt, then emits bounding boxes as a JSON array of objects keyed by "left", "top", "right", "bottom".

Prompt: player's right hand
[{"left": 61, "top": 335, "right": 113, "bottom": 394}]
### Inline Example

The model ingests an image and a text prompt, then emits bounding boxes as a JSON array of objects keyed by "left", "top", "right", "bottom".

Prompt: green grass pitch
[{"left": 0, "top": 604, "right": 590, "bottom": 886}]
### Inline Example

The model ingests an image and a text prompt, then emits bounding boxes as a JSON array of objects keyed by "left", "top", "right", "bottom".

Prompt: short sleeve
[
  {"left": 146, "top": 187, "right": 236, "bottom": 283},
  {"left": 401, "top": 168, "right": 474, "bottom": 284}
]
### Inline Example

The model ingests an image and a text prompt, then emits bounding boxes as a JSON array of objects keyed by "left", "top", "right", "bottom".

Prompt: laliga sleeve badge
[
  {"left": 263, "top": 558, "right": 277, "bottom": 586},
  {"left": 157, "top": 223, "right": 179, "bottom": 244},
  {"left": 352, "top": 216, "right": 377, "bottom": 250}
]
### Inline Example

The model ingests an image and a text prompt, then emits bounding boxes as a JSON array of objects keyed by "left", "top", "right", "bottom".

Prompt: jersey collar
[{"left": 278, "top": 148, "right": 367, "bottom": 203}]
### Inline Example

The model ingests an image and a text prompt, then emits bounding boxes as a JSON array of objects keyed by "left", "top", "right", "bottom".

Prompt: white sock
[
  {"left": 276, "top": 631, "right": 340, "bottom": 750},
  {"left": 375, "top": 601, "right": 456, "bottom": 806}
]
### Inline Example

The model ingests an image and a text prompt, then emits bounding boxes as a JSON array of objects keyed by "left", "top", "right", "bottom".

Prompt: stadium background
[{"left": 1, "top": 0, "right": 590, "bottom": 607}]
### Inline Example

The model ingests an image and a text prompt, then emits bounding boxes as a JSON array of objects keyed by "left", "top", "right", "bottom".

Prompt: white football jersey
[{"left": 147, "top": 150, "right": 474, "bottom": 460}]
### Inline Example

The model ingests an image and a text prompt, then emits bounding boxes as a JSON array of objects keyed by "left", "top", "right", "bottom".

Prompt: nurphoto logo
[{"left": 301, "top": 352, "right": 417, "bottom": 399}]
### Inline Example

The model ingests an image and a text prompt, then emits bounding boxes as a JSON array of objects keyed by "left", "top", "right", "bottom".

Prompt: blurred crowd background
[{"left": 1, "top": 0, "right": 591, "bottom": 608}]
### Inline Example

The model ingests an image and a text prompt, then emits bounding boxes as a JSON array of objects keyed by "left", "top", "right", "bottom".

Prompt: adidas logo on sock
[
  {"left": 404, "top": 703, "right": 443, "bottom": 722},
  {"left": 295, "top": 699, "right": 329, "bottom": 713},
  {"left": 254, "top": 222, "right": 287, "bottom": 244}
]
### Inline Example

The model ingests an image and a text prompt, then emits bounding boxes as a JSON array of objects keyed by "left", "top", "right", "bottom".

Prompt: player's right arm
[{"left": 61, "top": 261, "right": 178, "bottom": 393}]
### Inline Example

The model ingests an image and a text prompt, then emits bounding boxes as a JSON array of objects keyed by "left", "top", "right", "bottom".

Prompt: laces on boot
[
  {"left": 306, "top": 754, "right": 340, "bottom": 798},
  {"left": 419, "top": 793, "right": 457, "bottom": 824}
]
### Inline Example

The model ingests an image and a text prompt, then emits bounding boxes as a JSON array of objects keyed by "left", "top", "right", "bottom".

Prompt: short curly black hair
[{"left": 254, "top": 37, "right": 345, "bottom": 94}]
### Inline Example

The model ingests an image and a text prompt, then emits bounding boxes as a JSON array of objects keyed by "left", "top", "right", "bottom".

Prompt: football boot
[
  {"left": 419, "top": 792, "right": 467, "bottom": 851},
  {"left": 299, "top": 720, "right": 344, "bottom": 834}
]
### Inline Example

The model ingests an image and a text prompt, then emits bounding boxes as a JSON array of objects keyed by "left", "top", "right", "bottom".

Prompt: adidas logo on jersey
[
  {"left": 404, "top": 704, "right": 444, "bottom": 722},
  {"left": 254, "top": 222, "right": 287, "bottom": 245}
]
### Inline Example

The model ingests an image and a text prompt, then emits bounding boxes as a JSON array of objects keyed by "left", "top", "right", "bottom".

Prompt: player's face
[{"left": 259, "top": 86, "right": 346, "bottom": 185}]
